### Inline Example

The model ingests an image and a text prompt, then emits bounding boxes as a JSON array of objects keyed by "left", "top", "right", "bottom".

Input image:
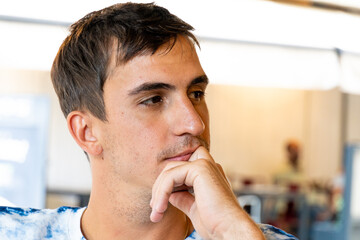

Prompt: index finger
[
  {"left": 189, "top": 146, "right": 214, "bottom": 163},
  {"left": 190, "top": 146, "right": 230, "bottom": 187}
]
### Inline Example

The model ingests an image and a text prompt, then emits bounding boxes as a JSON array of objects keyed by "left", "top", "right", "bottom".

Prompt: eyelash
[
  {"left": 139, "top": 90, "right": 206, "bottom": 107},
  {"left": 140, "top": 95, "right": 164, "bottom": 106},
  {"left": 190, "top": 91, "right": 205, "bottom": 101}
]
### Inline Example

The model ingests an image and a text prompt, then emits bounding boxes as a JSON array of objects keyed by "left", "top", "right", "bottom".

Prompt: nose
[{"left": 170, "top": 96, "right": 205, "bottom": 137}]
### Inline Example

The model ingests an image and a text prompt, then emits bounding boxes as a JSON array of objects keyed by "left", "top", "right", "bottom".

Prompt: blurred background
[{"left": 0, "top": 0, "right": 360, "bottom": 239}]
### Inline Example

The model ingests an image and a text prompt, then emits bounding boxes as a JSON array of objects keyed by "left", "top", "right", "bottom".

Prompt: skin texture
[{"left": 67, "top": 36, "right": 265, "bottom": 240}]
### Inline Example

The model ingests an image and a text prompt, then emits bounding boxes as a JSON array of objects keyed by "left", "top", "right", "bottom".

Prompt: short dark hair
[{"left": 51, "top": 2, "right": 199, "bottom": 121}]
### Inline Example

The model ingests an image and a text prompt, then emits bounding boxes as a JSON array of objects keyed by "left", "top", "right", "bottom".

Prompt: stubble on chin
[
  {"left": 108, "top": 136, "right": 209, "bottom": 224},
  {"left": 114, "top": 188, "right": 180, "bottom": 225},
  {"left": 111, "top": 186, "right": 154, "bottom": 224}
]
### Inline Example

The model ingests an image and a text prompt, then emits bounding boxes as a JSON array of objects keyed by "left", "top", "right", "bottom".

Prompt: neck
[
  {"left": 81, "top": 188, "right": 192, "bottom": 240},
  {"left": 83, "top": 157, "right": 193, "bottom": 239}
]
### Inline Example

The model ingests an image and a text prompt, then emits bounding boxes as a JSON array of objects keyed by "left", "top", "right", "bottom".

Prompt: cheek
[
  {"left": 131, "top": 111, "right": 169, "bottom": 141},
  {"left": 111, "top": 116, "right": 166, "bottom": 160},
  {"left": 102, "top": 124, "right": 161, "bottom": 184},
  {"left": 104, "top": 107, "right": 169, "bottom": 162}
]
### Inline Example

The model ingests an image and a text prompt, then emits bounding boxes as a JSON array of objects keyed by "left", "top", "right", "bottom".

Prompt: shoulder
[
  {"left": 185, "top": 224, "right": 298, "bottom": 240},
  {"left": 0, "top": 206, "right": 83, "bottom": 221},
  {"left": 0, "top": 206, "right": 84, "bottom": 239},
  {"left": 258, "top": 224, "right": 299, "bottom": 240}
]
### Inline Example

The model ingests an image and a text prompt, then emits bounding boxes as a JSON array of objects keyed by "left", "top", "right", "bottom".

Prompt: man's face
[{"left": 94, "top": 36, "right": 210, "bottom": 196}]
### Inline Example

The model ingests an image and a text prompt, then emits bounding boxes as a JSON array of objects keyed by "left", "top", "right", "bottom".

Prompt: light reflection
[
  {"left": 0, "top": 163, "right": 14, "bottom": 187},
  {"left": 0, "top": 138, "right": 29, "bottom": 163},
  {"left": 0, "top": 97, "right": 31, "bottom": 118}
]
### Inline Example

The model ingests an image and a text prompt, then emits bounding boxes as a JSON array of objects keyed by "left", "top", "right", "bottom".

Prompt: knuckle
[
  {"left": 195, "top": 158, "right": 210, "bottom": 166},
  {"left": 193, "top": 158, "right": 214, "bottom": 173}
]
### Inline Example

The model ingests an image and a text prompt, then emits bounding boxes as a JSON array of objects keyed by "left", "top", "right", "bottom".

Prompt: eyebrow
[
  {"left": 128, "top": 74, "right": 209, "bottom": 96},
  {"left": 187, "top": 75, "right": 208, "bottom": 88},
  {"left": 128, "top": 82, "right": 175, "bottom": 96}
]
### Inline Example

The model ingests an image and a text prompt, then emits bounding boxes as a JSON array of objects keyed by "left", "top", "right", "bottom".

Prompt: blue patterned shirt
[{"left": 0, "top": 206, "right": 298, "bottom": 239}]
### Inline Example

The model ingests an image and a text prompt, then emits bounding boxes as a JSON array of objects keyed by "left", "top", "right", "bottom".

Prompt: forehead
[{"left": 105, "top": 36, "right": 204, "bottom": 89}]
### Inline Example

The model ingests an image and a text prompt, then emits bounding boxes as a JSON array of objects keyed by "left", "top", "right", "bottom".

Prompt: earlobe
[{"left": 67, "top": 111, "right": 103, "bottom": 156}]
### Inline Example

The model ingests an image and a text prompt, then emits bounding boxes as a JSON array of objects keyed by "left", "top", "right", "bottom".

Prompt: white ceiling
[
  {"left": 1, "top": 0, "right": 360, "bottom": 21},
  {"left": 1, "top": 0, "right": 360, "bottom": 52}
]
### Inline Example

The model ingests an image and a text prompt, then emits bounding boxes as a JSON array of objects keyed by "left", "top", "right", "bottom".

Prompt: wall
[
  {"left": 346, "top": 94, "right": 360, "bottom": 143},
  {"left": 206, "top": 85, "right": 342, "bottom": 183},
  {"left": 206, "top": 85, "right": 306, "bottom": 182},
  {"left": 302, "top": 89, "right": 342, "bottom": 179}
]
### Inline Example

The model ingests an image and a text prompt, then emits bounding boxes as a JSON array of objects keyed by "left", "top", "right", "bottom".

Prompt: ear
[{"left": 67, "top": 111, "right": 103, "bottom": 156}]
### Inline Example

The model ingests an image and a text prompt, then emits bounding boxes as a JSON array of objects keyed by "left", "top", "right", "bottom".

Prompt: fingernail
[{"left": 150, "top": 210, "right": 157, "bottom": 222}]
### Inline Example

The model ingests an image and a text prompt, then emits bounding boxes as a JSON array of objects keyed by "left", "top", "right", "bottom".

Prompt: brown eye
[
  {"left": 141, "top": 96, "right": 163, "bottom": 106},
  {"left": 189, "top": 91, "right": 205, "bottom": 102}
]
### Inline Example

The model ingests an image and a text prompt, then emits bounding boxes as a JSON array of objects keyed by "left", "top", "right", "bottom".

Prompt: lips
[
  {"left": 165, "top": 151, "right": 193, "bottom": 162},
  {"left": 164, "top": 147, "right": 198, "bottom": 162}
]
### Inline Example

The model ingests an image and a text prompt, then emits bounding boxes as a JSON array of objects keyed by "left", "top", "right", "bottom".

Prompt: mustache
[{"left": 157, "top": 135, "right": 209, "bottom": 161}]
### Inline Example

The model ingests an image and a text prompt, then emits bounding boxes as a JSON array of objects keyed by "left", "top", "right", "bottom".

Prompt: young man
[{"left": 0, "top": 3, "right": 297, "bottom": 239}]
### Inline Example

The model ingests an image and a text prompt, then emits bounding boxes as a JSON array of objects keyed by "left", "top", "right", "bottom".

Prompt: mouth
[
  {"left": 164, "top": 147, "right": 198, "bottom": 162},
  {"left": 164, "top": 151, "right": 193, "bottom": 162}
]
